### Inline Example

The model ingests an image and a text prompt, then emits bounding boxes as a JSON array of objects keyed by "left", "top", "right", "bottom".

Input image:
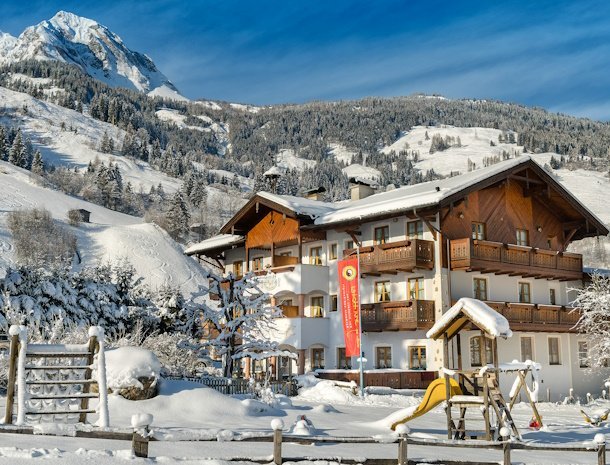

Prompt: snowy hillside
[
  {"left": 381, "top": 125, "right": 523, "bottom": 176},
  {"left": 0, "top": 85, "right": 181, "bottom": 193},
  {"left": 0, "top": 162, "right": 208, "bottom": 297},
  {"left": 0, "top": 11, "right": 182, "bottom": 99}
]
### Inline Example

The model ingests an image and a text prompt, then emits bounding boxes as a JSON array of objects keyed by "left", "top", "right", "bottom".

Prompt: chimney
[
  {"left": 303, "top": 186, "right": 326, "bottom": 201},
  {"left": 349, "top": 178, "right": 377, "bottom": 201}
]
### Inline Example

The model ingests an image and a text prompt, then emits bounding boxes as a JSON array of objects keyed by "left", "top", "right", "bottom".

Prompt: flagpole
[{"left": 356, "top": 243, "right": 364, "bottom": 397}]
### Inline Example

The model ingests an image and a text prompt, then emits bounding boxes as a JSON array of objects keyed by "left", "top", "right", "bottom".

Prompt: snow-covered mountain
[{"left": 0, "top": 11, "right": 184, "bottom": 100}]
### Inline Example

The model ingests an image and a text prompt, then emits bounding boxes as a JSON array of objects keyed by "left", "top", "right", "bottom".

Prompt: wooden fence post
[
  {"left": 499, "top": 426, "right": 511, "bottom": 465},
  {"left": 131, "top": 414, "right": 153, "bottom": 459},
  {"left": 271, "top": 419, "right": 284, "bottom": 465},
  {"left": 4, "top": 332, "right": 20, "bottom": 425},
  {"left": 396, "top": 424, "right": 409, "bottom": 465},
  {"left": 595, "top": 434, "right": 606, "bottom": 465}
]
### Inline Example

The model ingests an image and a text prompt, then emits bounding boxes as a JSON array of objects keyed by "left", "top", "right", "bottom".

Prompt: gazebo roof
[{"left": 427, "top": 298, "right": 513, "bottom": 341}]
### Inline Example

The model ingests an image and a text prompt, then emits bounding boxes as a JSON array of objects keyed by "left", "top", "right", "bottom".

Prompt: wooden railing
[
  {"left": 273, "top": 255, "right": 299, "bottom": 267},
  {"left": 360, "top": 299, "right": 435, "bottom": 332},
  {"left": 280, "top": 305, "right": 299, "bottom": 318},
  {"left": 483, "top": 301, "right": 580, "bottom": 332},
  {"left": 345, "top": 239, "right": 435, "bottom": 274},
  {"left": 450, "top": 238, "right": 583, "bottom": 280}
]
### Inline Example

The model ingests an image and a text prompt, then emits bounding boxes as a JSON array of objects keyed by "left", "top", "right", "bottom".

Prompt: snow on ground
[
  {"left": 148, "top": 85, "right": 189, "bottom": 102},
  {"left": 229, "top": 103, "right": 262, "bottom": 113},
  {"left": 275, "top": 149, "right": 317, "bottom": 171},
  {"left": 328, "top": 143, "right": 357, "bottom": 164},
  {"left": 342, "top": 163, "right": 381, "bottom": 182},
  {"left": 0, "top": 376, "right": 609, "bottom": 464},
  {"left": 0, "top": 85, "right": 181, "bottom": 193},
  {"left": 195, "top": 100, "right": 223, "bottom": 110},
  {"left": 381, "top": 125, "right": 524, "bottom": 176},
  {"left": 0, "top": 161, "right": 208, "bottom": 297}
]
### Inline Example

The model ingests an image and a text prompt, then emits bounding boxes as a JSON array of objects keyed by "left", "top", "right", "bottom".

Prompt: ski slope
[
  {"left": 0, "top": 162, "right": 208, "bottom": 298},
  {"left": 0, "top": 85, "right": 181, "bottom": 193}
]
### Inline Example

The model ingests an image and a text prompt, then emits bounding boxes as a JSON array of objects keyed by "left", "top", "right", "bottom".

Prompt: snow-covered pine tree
[
  {"left": 31, "top": 150, "right": 44, "bottom": 175},
  {"left": 165, "top": 191, "right": 190, "bottom": 241},
  {"left": 572, "top": 273, "right": 610, "bottom": 374},
  {"left": 8, "top": 129, "right": 26, "bottom": 168},
  {"left": 202, "top": 271, "right": 282, "bottom": 378},
  {"left": 0, "top": 126, "right": 7, "bottom": 161}
]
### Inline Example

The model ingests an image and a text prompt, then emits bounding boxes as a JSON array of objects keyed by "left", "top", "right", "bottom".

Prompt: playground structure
[
  {"left": 4, "top": 325, "right": 108, "bottom": 427},
  {"left": 391, "top": 298, "right": 542, "bottom": 441}
]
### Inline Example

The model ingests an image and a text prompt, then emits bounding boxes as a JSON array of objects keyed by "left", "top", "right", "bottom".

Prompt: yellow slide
[{"left": 391, "top": 378, "right": 462, "bottom": 430}]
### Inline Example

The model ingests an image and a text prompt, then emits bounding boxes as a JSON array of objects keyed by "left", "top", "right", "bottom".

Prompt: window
[
  {"left": 549, "top": 288, "right": 556, "bottom": 305},
  {"left": 329, "top": 243, "right": 338, "bottom": 260},
  {"left": 407, "top": 221, "right": 424, "bottom": 239},
  {"left": 345, "top": 240, "right": 354, "bottom": 250},
  {"left": 408, "top": 278, "right": 424, "bottom": 300},
  {"left": 374, "top": 226, "right": 389, "bottom": 245},
  {"left": 311, "top": 348, "right": 325, "bottom": 369},
  {"left": 337, "top": 348, "right": 352, "bottom": 369},
  {"left": 233, "top": 261, "right": 243, "bottom": 277},
  {"left": 252, "top": 257, "right": 264, "bottom": 271},
  {"left": 548, "top": 337, "right": 561, "bottom": 365},
  {"left": 547, "top": 236, "right": 554, "bottom": 249},
  {"left": 516, "top": 229, "right": 529, "bottom": 246},
  {"left": 470, "top": 336, "right": 493, "bottom": 367},
  {"left": 473, "top": 278, "right": 488, "bottom": 301},
  {"left": 520, "top": 336, "right": 533, "bottom": 362},
  {"left": 472, "top": 222, "right": 486, "bottom": 240},
  {"left": 409, "top": 346, "right": 427, "bottom": 370},
  {"left": 309, "top": 246, "right": 323, "bottom": 265},
  {"left": 375, "top": 281, "right": 391, "bottom": 302},
  {"left": 310, "top": 296, "right": 324, "bottom": 317},
  {"left": 518, "top": 282, "right": 531, "bottom": 303},
  {"left": 376, "top": 346, "right": 392, "bottom": 368},
  {"left": 330, "top": 294, "right": 338, "bottom": 312},
  {"left": 578, "top": 341, "right": 589, "bottom": 368},
  {"left": 279, "top": 251, "right": 292, "bottom": 256}
]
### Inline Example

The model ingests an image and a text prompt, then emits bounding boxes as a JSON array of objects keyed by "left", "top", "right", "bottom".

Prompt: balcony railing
[
  {"left": 280, "top": 305, "right": 299, "bottom": 318},
  {"left": 361, "top": 299, "right": 435, "bottom": 332},
  {"left": 345, "top": 239, "right": 435, "bottom": 275},
  {"left": 449, "top": 238, "right": 583, "bottom": 281},
  {"left": 483, "top": 301, "right": 580, "bottom": 332}
]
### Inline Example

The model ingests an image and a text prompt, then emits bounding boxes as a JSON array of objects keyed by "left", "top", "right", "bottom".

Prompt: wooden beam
[
  {"left": 562, "top": 228, "right": 579, "bottom": 251},
  {"left": 562, "top": 220, "right": 584, "bottom": 230},
  {"left": 509, "top": 174, "right": 545, "bottom": 185}
]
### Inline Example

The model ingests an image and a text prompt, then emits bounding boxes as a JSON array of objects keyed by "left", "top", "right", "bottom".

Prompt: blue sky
[{"left": 2, "top": 1, "right": 610, "bottom": 119}]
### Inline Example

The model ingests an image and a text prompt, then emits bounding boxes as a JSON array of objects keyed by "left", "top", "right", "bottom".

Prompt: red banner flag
[{"left": 338, "top": 257, "right": 361, "bottom": 357}]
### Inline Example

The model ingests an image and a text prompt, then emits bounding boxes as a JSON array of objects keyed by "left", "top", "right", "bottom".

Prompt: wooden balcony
[
  {"left": 484, "top": 301, "right": 580, "bottom": 333},
  {"left": 361, "top": 299, "right": 435, "bottom": 332},
  {"left": 345, "top": 239, "right": 435, "bottom": 275},
  {"left": 449, "top": 238, "right": 583, "bottom": 281},
  {"left": 280, "top": 305, "right": 299, "bottom": 318}
]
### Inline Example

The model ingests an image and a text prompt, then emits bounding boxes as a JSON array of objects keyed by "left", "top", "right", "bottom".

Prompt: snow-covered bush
[
  {"left": 7, "top": 208, "right": 76, "bottom": 268},
  {"left": 112, "top": 331, "right": 208, "bottom": 378},
  {"left": 0, "top": 262, "right": 154, "bottom": 338}
]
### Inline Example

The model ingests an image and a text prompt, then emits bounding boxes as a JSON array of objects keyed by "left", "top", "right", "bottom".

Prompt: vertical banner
[{"left": 338, "top": 257, "right": 361, "bottom": 357}]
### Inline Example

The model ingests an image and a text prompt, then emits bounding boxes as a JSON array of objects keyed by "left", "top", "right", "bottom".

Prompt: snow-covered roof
[
  {"left": 427, "top": 297, "right": 513, "bottom": 340},
  {"left": 256, "top": 191, "right": 339, "bottom": 219},
  {"left": 256, "top": 157, "right": 533, "bottom": 227},
  {"left": 184, "top": 234, "right": 244, "bottom": 256}
]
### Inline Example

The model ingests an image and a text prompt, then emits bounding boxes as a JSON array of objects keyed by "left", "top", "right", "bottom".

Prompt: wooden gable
[{"left": 246, "top": 211, "right": 301, "bottom": 250}]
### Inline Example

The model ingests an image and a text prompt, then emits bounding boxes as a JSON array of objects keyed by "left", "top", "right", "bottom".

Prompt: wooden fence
[
  {"left": 163, "top": 376, "right": 298, "bottom": 396},
  {"left": 0, "top": 421, "right": 606, "bottom": 465}
]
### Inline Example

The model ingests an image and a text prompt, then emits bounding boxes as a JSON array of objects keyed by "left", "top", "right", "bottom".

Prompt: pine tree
[
  {"left": 0, "top": 126, "right": 7, "bottom": 161},
  {"left": 165, "top": 191, "right": 190, "bottom": 241},
  {"left": 9, "top": 129, "right": 26, "bottom": 168},
  {"left": 31, "top": 150, "right": 44, "bottom": 175},
  {"left": 190, "top": 180, "right": 208, "bottom": 208},
  {"left": 100, "top": 131, "right": 113, "bottom": 153}
]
